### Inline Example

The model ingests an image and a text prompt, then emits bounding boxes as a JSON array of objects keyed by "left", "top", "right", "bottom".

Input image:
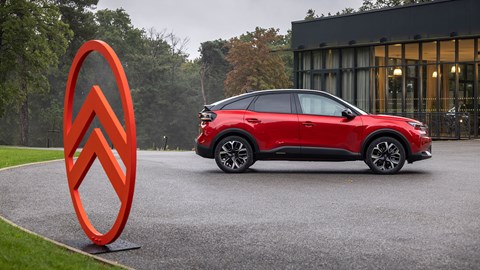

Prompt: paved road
[{"left": 1, "top": 140, "right": 479, "bottom": 269}]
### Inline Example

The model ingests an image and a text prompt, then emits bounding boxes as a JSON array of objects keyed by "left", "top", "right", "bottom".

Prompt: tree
[
  {"left": 305, "top": 0, "right": 433, "bottom": 20},
  {"left": 0, "top": 2, "right": 202, "bottom": 149},
  {"left": 224, "top": 27, "right": 291, "bottom": 97},
  {"left": 38, "top": 0, "right": 99, "bottom": 147},
  {"left": 129, "top": 28, "right": 202, "bottom": 150},
  {"left": 359, "top": 0, "right": 433, "bottom": 11},
  {"left": 273, "top": 30, "right": 294, "bottom": 86},
  {"left": 198, "top": 39, "right": 230, "bottom": 104},
  {"left": 56, "top": 0, "right": 99, "bottom": 58},
  {"left": 305, "top": 9, "right": 319, "bottom": 20},
  {"left": 337, "top": 8, "right": 355, "bottom": 15},
  {"left": 0, "top": 0, "right": 72, "bottom": 145}
]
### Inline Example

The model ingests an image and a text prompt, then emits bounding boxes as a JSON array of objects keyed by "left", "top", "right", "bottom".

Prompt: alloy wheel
[
  {"left": 370, "top": 141, "right": 401, "bottom": 171},
  {"left": 366, "top": 137, "right": 405, "bottom": 174},
  {"left": 214, "top": 136, "right": 253, "bottom": 173},
  {"left": 219, "top": 140, "right": 248, "bottom": 169}
]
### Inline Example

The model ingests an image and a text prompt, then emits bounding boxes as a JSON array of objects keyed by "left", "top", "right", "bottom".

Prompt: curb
[
  {"left": 0, "top": 158, "right": 64, "bottom": 172},
  {"left": 0, "top": 159, "right": 135, "bottom": 270}
]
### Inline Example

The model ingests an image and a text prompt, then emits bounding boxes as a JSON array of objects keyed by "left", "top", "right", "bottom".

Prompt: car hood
[{"left": 365, "top": 114, "right": 419, "bottom": 123}]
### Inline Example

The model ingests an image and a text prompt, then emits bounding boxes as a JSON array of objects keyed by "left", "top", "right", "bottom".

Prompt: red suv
[{"left": 195, "top": 89, "right": 432, "bottom": 174}]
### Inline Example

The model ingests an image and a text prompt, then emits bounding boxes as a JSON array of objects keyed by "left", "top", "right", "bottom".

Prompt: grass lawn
[
  {"left": 0, "top": 146, "right": 124, "bottom": 269},
  {"left": 0, "top": 146, "right": 66, "bottom": 169}
]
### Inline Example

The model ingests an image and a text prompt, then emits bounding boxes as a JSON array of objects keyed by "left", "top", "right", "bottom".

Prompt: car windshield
[
  {"left": 345, "top": 100, "right": 368, "bottom": 115},
  {"left": 323, "top": 92, "right": 369, "bottom": 115}
]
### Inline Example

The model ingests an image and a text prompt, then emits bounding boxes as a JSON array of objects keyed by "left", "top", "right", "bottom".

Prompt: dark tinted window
[
  {"left": 253, "top": 94, "right": 291, "bottom": 113},
  {"left": 221, "top": 97, "right": 254, "bottom": 110}
]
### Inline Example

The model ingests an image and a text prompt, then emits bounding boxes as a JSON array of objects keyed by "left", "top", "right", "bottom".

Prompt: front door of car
[
  {"left": 243, "top": 93, "right": 301, "bottom": 155},
  {"left": 295, "top": 93, "right": 364, "bottom": 155}
]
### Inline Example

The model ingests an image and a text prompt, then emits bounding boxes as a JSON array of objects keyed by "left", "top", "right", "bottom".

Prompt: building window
[
  {"left": 422, "top": 41, "right": 438, "bottom": 113},
  {"left": 313, "top": 51, "right": 322, "bottom": 69},
  {"left": 356, "top": 68, "right": 370, "bottom": 112},
  {"left": 375, "top": 46, "right": 385, "bottom": 66},
  {"left": 326, "top": 49, "right": 339, "bottom": 69},
  {"left": 294, "top": 37, "right": 479, "bottom": 138}
]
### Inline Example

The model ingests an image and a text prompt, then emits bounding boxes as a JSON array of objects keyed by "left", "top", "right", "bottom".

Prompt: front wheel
[
  {"left": 214, "top": 136, "right": 253, "bottom": 173},
  {"left": 365, "top": 137, "right": 406, "bottom": 174}
]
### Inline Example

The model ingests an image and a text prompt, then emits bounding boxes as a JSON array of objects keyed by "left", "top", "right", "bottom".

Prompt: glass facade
[{"left": 294, "top": 38, "right": 480, "bottom": 138}]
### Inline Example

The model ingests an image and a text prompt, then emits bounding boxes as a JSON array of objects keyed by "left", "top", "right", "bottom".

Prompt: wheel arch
[
  {"left": 211, "top": 128, "right": 259, "bottom": 158},
  {"left": 361, "top": 129, "right": 412, "bottom": 159}
]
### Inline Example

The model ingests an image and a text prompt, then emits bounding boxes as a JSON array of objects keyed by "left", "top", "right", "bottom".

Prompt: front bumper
[{"left": 408, "top": 145, "right": 432, "bottom": 163}]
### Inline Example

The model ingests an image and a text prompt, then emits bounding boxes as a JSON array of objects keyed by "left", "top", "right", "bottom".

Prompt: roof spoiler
[{"left": 201, "top": 105, "right": 214, "bottom": 112}]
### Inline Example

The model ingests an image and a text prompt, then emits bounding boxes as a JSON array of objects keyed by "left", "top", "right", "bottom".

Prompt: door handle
[
  {"left": 246, "top": 118, "right": 261, "bottom": 123},
  {"left": 302, "top": 121, "right": 315, "bottom": 127}
]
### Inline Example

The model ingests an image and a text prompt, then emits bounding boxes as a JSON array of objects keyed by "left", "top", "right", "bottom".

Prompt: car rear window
[
  {"left": 252, "top": 94, "right": 291, "bottom": 114},
  {"left": 221, "top": 97, "right": 254, "bottom": 110}
]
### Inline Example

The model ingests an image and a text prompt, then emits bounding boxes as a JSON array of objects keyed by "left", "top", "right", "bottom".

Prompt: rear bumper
[
  {"left": 195, "top": 140, "right": 214, "bottom": 158},
  {"left": 408, "top": 145, "right": 432, "bottom": 163}
]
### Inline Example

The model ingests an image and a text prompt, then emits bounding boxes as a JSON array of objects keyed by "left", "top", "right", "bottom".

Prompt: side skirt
[{"left": 256, "top": 146, "right": 362, "bottom": 161}]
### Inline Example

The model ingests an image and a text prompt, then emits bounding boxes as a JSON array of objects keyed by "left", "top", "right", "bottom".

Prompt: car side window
[
  {"left": 297, "top": 94, "right": 346, "bottom": 116},
  {"left": 253, "top": 94, "right": 291, "bottom": 114},
  {"left": 221, "top": 97, "right": 254, "bottom": 110}
]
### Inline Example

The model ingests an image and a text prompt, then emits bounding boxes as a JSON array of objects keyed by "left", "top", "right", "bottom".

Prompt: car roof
[
  {"left": 206, "top": 89, "right": 368, "bottom": 116},
  {"left": 208, "top": 89, "right": 330, "bottom": 109}
]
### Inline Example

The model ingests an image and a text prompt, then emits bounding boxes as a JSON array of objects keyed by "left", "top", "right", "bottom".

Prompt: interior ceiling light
[
  {"left": 432, "top": 71, "right": 438, "bottom": 78},
  {"left": 393, "top": 67, "right": 402, "bottom": 76},
  {"left": 450, "top": 65, "right": 461, "bottom": 73}
]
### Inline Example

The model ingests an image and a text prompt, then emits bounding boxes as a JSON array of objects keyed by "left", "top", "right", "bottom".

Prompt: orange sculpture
[{"left": 64, "top": 40, "right": 137, "bottom": 245}]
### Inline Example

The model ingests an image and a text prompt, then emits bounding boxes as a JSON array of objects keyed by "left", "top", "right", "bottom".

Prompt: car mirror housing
[{"left": 342, "top": 108, "right": 355, "bottom": 119}]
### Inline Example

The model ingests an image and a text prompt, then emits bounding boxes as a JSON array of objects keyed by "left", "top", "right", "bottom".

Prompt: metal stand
[{"left": 68, "top": 239, "right": 141, "bottom": 254}]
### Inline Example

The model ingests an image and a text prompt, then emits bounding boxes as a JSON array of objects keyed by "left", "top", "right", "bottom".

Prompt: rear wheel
[
  {"left": 214, "top": 136, "right": 253, "bottom": 173},
  {"left": 365, "top": 137, "right": 406, "bottom": 174}
]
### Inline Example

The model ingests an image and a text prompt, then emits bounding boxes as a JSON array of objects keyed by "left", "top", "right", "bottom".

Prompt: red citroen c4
[{"left": 195, "top": 89, "right": 432, "bottom": 174}]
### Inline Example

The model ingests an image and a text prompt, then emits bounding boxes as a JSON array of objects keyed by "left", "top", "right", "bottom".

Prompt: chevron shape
[
  {"left": 65, "top": 85, "right": 127, "bottom": 166},
  {"left": 69, "top": 128, "right": 126, "bottom": 199},
  {"left": 65, "top": 85, "right": 127, "bottom": 200}
]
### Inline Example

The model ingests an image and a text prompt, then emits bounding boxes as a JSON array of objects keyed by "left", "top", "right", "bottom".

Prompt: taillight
[{"left": 199, "top": 111, "right": 217, "bottom": 122}]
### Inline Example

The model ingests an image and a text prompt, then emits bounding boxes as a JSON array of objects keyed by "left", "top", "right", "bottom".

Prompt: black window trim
[{"left": 220, "top": 96, "right": 255, "bottom": 110}]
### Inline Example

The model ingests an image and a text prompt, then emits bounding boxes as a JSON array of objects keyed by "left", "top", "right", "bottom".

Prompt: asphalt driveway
[{"left": 0, "top": 140, "right": 479, "bottom": 269}]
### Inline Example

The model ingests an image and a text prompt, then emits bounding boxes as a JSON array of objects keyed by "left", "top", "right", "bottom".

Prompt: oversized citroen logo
[{"left": 64, "top": 40, "right": 136, "bottom": 245}]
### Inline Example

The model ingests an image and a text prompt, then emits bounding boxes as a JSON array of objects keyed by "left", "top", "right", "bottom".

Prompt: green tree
[
  {"left": 274, "top": 30, "right": 294, "bottom": 86},
  {"left": 225, "top": 27, "right": 291, "bottom": 97},
  {"left": 337, "top": 8, "right": 356, "bottom": 15},
  {"left": 359, "top": 0, "right": 433, "bottom": 11},
  {"left": 0, "top": 0, "right": 72, "bottom": 145},
  {"left": 130, "top": 29, "right": 201, "bottom": 150},
  {"left": 305, "top": 9, "right": 319, "bottom": 20},
  {"left": 198, "top": 39, "right": 230, "bottom": 104},
  {"left": 57, "top": 0, "right": 99, "bottom": 58},
  {"left": 37, "top": 0, "right": 99, "bottom": 147}
]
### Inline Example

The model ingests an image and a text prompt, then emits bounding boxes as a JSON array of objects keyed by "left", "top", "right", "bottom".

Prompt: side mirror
[{"left": 341, "top": 108, "right": 355, "bottom": 119}]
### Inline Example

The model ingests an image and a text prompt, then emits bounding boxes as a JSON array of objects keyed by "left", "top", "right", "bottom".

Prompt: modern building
[{"left": 291, "top": 0, "right": 480, "bottom": 138}]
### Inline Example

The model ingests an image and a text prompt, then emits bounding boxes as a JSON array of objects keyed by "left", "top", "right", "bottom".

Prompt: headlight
[{"left": 408, "top": 121, "right": 427, "bottom": 134}]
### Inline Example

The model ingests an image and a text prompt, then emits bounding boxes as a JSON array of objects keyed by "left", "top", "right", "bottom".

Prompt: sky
[{"left": 96, "top": 0, "right": 365, "bottom": 59}]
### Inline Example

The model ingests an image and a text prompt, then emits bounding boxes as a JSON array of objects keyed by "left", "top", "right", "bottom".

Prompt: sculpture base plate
[{"left": 68, "top": 239, "right": 141, "bottom": 254}]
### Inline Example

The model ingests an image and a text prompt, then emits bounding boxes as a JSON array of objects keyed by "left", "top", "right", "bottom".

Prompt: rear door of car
[
  {"left": 295, "top": 93, "right": 364, "bottom": 156},
  {"left": 243, "top": 93, "right": 301, "bottom": 155}
]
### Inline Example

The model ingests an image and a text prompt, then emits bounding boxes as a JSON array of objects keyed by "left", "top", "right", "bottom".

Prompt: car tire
[
  {"left": 365, "top": 137, "right": 406, "bottom": 174},
  {"left": 214, "top": 136, "right": 253, "bottom": 173}
]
